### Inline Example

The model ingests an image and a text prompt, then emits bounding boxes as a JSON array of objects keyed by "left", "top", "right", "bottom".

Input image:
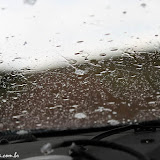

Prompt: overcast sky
[{"left": 0, "top": 0, "right": 160, "bottom": 72}]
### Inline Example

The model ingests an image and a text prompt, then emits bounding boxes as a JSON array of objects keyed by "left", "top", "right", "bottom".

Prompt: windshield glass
[{"left": 0, "top": 0, "right": 160, "bottom": 131}]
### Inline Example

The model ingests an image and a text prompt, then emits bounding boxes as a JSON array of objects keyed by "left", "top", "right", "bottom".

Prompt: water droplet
[
  {"left": 49, "top": 105, "right": 62, "bottom": 110},
  {"left": 75, "top": 69, "right": 85, "bottom": 75},
  {"left": 108, "top": 115, "right": 112, "bottom": 119},
  {"left": 107, "top": 102, "right": 115, "bottom": 105},
  {"left": 75, "top": 52, "right": 81, "bottom": 55},
  {"left": 23, "top": 41, "right": 27, "bottom": 45},
  {"left": 108, "top": 120, "right": 120, "bottom": 125},
  {"left": 72, "top": 105, "right": 78, "bottom": 108},
  {"left": 123, "top": 11, "right": 127, "bottom": 14},
  {"left": 100, "top": 53, "right": 106, "bottom": 56},
  {"left": 36, "top": 123, "right": 42, "bottom": 127},
  {"left": 156, "top": 95, "right": 160, "bottom": 98},
  {"left": 95, "top": 107, "right": 112, "bottom": 112},
  {"left": 140, "top": 3, "right": 146, "bottom": 8},
  {"left": 154, "top": 65, "right": 160, "bottom": 69},
  {"left": 74, "top": 113, "right": 87, "bottom": 119},
  {"left": 12, "top": 97, "right": 18, "bottom": 100},
  {"left": 12, "top": 115, "right": 21, "bottom": 119},
  {"left": 24, "top": 0, "right": 37, "bottom": 5},
  {"left": 148, "top": 101, "right": 156, "bottom": 105},
  {"left": 12, "top": 57, "right": 22, "bottom": 62},
  {"left": 2, "top": 99, "right": 6, "bottom": 102},
  {"left": 112, "top": 111, "right": 117, "bottom": 115},
  {"left": 69, "top": 109, "right": 75, "bottom": 112},
  {"left": 77, "top": 41, "right": 84, "bottom": 43},
  {"left": 108, "top": 40, "right": 113, "bottom": 42},
  {"left": 22, "top": 110, "right": 28, "bottom": 114},
  {"left": 110, "top": 48, "right": 118, "bottom": 51},
  {"left": 15, "top": 121, "right": 19, "bottom": 124}
]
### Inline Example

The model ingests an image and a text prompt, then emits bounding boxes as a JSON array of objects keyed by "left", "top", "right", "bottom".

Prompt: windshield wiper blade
[
  {"left": 1, "top": 120, "right": 160, "bottom": 144},
  {"left": 0, "top": 125, "right": 119, "bottom": 144},
  {"left": 0, "top": 132, "right": 36, "bottom": 145},
  {"left": 91, "top": 125, "right": 134, "bottom": 141},
  {"left": 91, "top": 120, "right": 160, "bottom": 141}
]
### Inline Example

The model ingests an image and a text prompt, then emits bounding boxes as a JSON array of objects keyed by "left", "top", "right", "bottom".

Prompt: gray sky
[{"left": 0, "top": 0, "right": 160, "bottom": 73}]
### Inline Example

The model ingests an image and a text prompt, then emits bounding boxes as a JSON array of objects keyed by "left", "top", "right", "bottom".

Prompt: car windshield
[{"left": 0, "top": 0, "right": 160, "bottom": 131}]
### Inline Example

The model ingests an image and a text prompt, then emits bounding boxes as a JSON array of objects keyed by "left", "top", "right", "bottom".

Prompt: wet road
[{"left": 0, "top": 52, "right": 160, "bottom": 131}]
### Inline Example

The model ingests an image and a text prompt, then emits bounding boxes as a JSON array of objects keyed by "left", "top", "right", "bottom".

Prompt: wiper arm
[{"left": 91, "top": 120, "right": 160, "bottom": 141}]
